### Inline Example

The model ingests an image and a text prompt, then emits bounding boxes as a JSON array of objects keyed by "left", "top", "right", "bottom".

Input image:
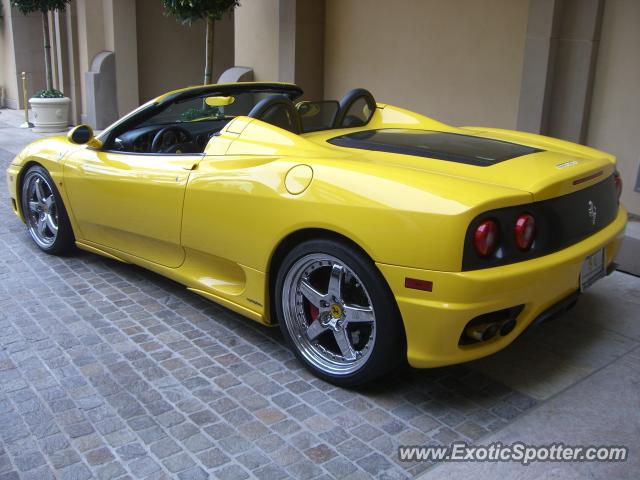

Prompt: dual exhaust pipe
[{"left": 465, "top": 317, "right": 517, "bottom": 342}]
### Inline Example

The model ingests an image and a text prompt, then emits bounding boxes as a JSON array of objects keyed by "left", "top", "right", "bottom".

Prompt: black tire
[
  {"left": 275, "top": 238, "right": 405, "bottom": 387},
  {"left": 20, "top": 165, "right": 75, "bottom": 255}
]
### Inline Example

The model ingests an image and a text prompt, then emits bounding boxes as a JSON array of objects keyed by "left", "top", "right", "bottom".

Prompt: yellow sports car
[{"left": 6, "top": 82, "right": 627, "bottom": 386}]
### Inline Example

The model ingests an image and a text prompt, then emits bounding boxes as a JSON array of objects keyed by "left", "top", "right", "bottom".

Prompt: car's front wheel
[
  {"left": 275, "top": 239, "right": 405, "bottom": 387},
  {"left": 20, "top": 165, "right": 75, "bottom": 255}
]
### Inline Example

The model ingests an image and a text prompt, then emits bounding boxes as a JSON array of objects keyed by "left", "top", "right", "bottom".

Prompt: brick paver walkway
[{"left": 0, "top": 113, "right": 537, "bottom": 479}]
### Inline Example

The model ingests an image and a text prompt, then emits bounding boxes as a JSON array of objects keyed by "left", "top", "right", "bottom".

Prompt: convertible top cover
[{"left": 328, "top": 129, "right": 542, "bottom": 166}]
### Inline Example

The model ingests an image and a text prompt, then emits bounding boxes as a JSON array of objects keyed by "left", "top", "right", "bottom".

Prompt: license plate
[{"left": 580, "top": 249, "right": 605, "bottom": 291}]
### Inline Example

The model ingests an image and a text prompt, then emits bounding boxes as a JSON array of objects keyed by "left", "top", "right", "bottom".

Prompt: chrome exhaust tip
[
  {"left": 499, "top": 318, "right": 516, "bottom": 336},
  {"left": 458, "top": 304, "right": 524, "bottom": 345},
  {"left": 465, "top": 322, "right": 500, "bottom": 342}
]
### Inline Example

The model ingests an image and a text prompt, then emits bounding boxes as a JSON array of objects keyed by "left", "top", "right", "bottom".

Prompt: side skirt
[{"left": 75, "top": 240, "right": 271, "bottom": 326}]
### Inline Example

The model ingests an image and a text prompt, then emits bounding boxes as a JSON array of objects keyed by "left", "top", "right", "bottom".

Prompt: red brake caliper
[{"left": 308, "top": 303, "right": 319, "bottom": 323}]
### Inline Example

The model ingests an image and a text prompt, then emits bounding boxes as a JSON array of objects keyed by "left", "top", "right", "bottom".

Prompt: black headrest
[
  {"left": 334, "top": 88, "right": 377, "bottom": 128},
  {"left": 248, "top": 95, "right": 301, "bottom": 134}
]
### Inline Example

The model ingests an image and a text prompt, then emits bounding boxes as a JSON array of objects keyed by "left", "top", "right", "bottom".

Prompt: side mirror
[{"left": 67, "top": 124, "right": 102, "bottom": 148}]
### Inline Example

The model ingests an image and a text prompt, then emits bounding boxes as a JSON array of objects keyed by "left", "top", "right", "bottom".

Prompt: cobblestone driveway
[{"left": 0, "top": 126, "right": 537, "bottom": 479}]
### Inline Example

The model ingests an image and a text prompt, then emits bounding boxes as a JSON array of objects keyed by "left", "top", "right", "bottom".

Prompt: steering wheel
[{"left": 151, "top": 126, "right": 193, "bottom": 153}]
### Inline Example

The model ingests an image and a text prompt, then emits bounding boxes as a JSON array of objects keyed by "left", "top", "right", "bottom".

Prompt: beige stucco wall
[
  {"left": 587, "top": 0, "right": 640, "bottom": 216},
  {"left": 234, "top": 0, "right": 279, "bottom": 81},
  {"left": 294, "top": 0, "right": 325, "bottom": 100},
  {"left": 136, "top": 0, "right": 234, "bottom": 102},
  {"left": 324, "top": 0, "right": 529, "bottom": 129}
]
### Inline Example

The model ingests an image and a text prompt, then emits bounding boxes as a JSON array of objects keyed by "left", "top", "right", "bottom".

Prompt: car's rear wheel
[
  {"left": 275, "top": 239, "right": 405, "bottom": 387},
  {"left": 20, "top": 165, "right": 75, "bottom": 255}
]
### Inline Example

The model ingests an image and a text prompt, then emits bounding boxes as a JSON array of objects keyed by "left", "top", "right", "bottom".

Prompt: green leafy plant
[
  {"left": 33, "top": 89, "right": 64, "bottom": 98},
  {"left": 179, "top": 105, "right": 223, "bottom": 122},
  {"left": 163, "top": 0, "right": 240, "bottom": 85},
  {"left": 10, "top": 0, "right": 72, "bottom": 96}
]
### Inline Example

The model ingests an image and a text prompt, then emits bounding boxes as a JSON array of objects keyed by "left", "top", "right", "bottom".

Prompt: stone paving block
[
  {"left": 214, "top": 463, "right": 251, "bottom": 480},
  {"left": 237, "top": 448, "right": 271, "bottom": 470},
  {"left": 64, "top": 421, "right": 94, "bottom": 439},
  {"left": 304, "top": 443, "right": 338, "bottom": 464},
  {"left": 137, "top": 425, "right": 167, "bottom": 444},
  {"left": 21, "top": 465, "right": 56, "bottom": 480},
  {"left": 357, "top": 451, "right": 395, "bottom": 476},
  {"left": 156, "top": 410, "right": 185, "bottom": 428},
  {"left": 39, "top": 433, "right": 70, "bottom": 455},
  {"left": 49, "top": 449, "right": 81, "bottom": 470},
  {"left": 150, "top": 437, "right": 181, "bottom": 459},
  {"left": 269, "top": 445, "right": 302, "bottom": 467},
  {"left": 203, "top": 422, "right": 234, "bottom": 440},
  {"left": 85, "top": 447, "right": 114, "bottom": 466},
  {"left": 72, "top": 433, "right": 103, "bottom": 453},
  {"left": 57, "top": 462, "right": 92, "bottom": 480},
  {"left": 115, "top": 443, "right": 147, "bottom": 461},
  {"left": 325, "top": 455, "right": 359, "bottom": 477},
  {"left": 177, "top": 466, "right": 208, "bottom": 480},
  {"left": 13, "top": 451, "right": 46, "bottom": 472},
  {"left": 104, "top": 428, "right": 137, "bottom": 448},
  {"left": 188, "top": 409, "right": 217, "bottom": 426},
  {"left": 253, "top": 433, "right": 286, "bottom": 453},
  {"left": 162, "top": 451, "right": 195, "bottom": 473},
  {"left": 182, "top": 432, "right": 214, "bottom": 453},
  {"left": 0, "top": 455, "right": 13, "bottom": 474},
  {"left": 197, "top": 447, "right": 230, "bottom": 469},
  {"left": 95, "top": 461, "right": 126, "bottom": 480},
  {"left": 169, "top": 422, "right": 199, "bottom": 441}
]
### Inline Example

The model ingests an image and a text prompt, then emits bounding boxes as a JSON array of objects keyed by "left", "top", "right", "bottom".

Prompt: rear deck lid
[
  {"left": 326, "top": 128, "right": 615, "bottom": 200},
  {"left": 328, "top": 129, "right": 542, "bottom": 166}
]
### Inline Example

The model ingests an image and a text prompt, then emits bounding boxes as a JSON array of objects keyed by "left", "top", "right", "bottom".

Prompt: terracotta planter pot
[{"left": 29, "top": 97, "right": 71, "bottom": 133}]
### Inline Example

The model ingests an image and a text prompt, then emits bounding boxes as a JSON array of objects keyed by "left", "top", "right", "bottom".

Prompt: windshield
[{"left": 139, "top": 91, "right": 286, "bottom": 127}]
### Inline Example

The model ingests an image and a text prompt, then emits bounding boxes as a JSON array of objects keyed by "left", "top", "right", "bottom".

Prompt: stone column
[
  {"left": 52, "top": 6, "right": 82, "bottom": 124},
  {"left": 103, "top": 0, "right": 139, "bottom": 117},
  {"left": 1, "top": 1, "right": 47, "bottom": 109},
  {"left": 517, "top": 0, "right": 604, "bottom": 144}
]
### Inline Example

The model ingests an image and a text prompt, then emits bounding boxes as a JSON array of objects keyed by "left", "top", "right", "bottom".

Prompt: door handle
[{"left": 182, "top": 161, "right": 199, "bottom": 171}]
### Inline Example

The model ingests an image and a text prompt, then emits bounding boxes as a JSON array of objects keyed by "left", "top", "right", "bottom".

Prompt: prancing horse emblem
[{"left": 587, "top": 200, "right": 597, "bottom": 225}]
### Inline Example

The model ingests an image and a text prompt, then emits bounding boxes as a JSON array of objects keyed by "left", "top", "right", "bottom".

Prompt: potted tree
[
  {"left": 11, "top": 0, "right": 72, "bottom": 132},
  {"left": 163, "top": 0, "right": 239, "bottom": 85}
]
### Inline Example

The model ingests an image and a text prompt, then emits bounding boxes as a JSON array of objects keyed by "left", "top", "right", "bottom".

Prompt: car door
[{"left": 63, "top": 148, "right": 201, "bottom": 268}]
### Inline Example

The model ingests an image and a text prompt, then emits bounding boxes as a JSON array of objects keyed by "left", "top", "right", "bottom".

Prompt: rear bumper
[{"left": 377, "top": 205, "right": 627, "bottom": 368}]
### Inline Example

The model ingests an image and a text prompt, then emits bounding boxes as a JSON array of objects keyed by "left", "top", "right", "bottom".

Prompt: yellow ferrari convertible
[{"left": 6, "top": 82, "right": 627, "bottom": 386}]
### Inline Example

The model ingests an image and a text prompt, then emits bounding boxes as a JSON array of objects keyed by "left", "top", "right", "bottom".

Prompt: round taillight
[
  {"left": 474, "top": 220, "right": 499, "bottom": 257},
  {"left": 515, "top": 213, "right": 536, "bottom": 251},
  {"left": 614, "top": 171, "right": 622, "bottom": 200}
]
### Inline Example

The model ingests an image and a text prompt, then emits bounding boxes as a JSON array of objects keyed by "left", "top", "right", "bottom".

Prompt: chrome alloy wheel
[
  {"left": 24, "top": 173, "right": 59, "bottom": 248},
  {"left": 281, "top": 254, "right": 377, "bottom": 375}
]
